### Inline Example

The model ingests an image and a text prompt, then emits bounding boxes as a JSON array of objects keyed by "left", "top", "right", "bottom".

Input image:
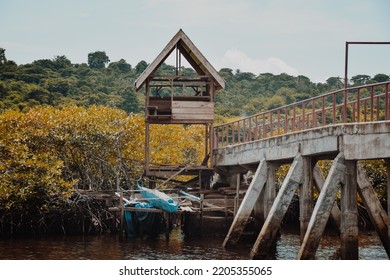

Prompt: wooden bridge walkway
[{"left": 211, "top": 81, "right": 390, "bottom": 259}]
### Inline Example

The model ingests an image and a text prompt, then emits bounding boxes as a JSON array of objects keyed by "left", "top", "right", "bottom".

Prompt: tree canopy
[{"left": 88, "top": 51, "right": 110, "bottom": 69}]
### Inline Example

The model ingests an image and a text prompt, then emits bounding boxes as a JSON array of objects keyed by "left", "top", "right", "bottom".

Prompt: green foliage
[
  {"left": 135, "top": 60, "right": 148, "bottom": 75},
  {"left": 360, "top": 160, "right": 387, "bottom": 201},
  {"left": 0, "top": 48, "right": 6, "bottom": 64},
  {"left": 87, "top": 51, "right": 110, "bottom": 69},
  {"left": 1, "top": 47, "right": 388, "bottom": 118},
  {"left": 0, "top": 52, "right": 142, "bottom": 113}
]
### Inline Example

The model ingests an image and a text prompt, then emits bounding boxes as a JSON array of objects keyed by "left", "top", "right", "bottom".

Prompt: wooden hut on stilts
[{"left": 135, "top": 29, "right": 225, "bottom": 188}]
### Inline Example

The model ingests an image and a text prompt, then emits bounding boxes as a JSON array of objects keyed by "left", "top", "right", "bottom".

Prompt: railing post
[
  {"left": 357, "top": 88, "right": 360, "bottom": 122},
  {"left": 262, "top": 114, "right": 266, "bottom": 139},
  {"left": 254, "top": 115, "right": 259, "bottom": 140},
  {"left": 376, "top": 96, "right": 380, "bottom": 121},
  {"left": 370, "top": 86, "right": 374, "bottom": 121},
  {"left": 237, "top": 121, "right": 241, "bottom": 144},
  {"left": 312, "top": 99, "right": 316, "bottom": 128},
  {"left": 292, "top": 104, "right": 296, "bottom": 132},
  {"left": 284, "top": 107, "right": 288, "bottom": 134},
  {"left": 343, "top": 88, "right": 348, "bottom": 123},
  {"left": 302, "top": 101, "right": 305, "bottom": 130},
  {"left": 386, "top": 83, "right": 390, "bottom": 120},
  {"left": 332, "top": 92, "right": 336, "bottom": 124},
  {"left": 364, "top": 99, "right": 368, "bottom": 122},
  {"left": 247, "top": 118, "right": 251, "bottom": 142},
  {"left": 321, "top": 96, "right": 326, "bottom": 126}
]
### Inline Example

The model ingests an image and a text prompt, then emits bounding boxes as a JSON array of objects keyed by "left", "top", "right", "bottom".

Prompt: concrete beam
[
  {"left": 297, "top": 152, "right": 346, "bottom": 260},
  {"left": 299, "top": 157, "right": 314, "bottom": 241},
  {"left": 223, "top": 159, "right": 268, "bottom": 248},
  {"left": 357, "top": 162, "right": 390, "bottom": 258},
  {"left": 340, "top": 160, "right": 358, "bottom": 259},
  {"left": 250, "top": 154, "right": 303, "bottom": 259}
]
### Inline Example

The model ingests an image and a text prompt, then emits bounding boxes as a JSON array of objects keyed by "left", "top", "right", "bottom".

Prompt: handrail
[{"left": 213, "top": 81, "right": 390, "bottom": 149}]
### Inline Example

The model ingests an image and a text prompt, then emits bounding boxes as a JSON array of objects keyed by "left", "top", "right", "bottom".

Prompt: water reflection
[{"left": 0, "top": 229, "right": 387, "bottom": 260}]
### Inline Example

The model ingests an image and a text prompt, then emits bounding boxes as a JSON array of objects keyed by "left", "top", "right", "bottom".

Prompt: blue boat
[
  {"left": 137, "top": 183, "right": 179, "bottom": 213},
  {"left": 123, "top": 201, "right": 162, "bottom": 238}
]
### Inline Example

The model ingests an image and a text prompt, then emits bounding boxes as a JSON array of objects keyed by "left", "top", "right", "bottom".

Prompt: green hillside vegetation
[{"left": 1, "top": 48, "right": 388, "bottom": 117}]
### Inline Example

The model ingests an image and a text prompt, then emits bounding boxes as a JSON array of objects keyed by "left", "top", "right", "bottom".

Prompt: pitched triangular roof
[{"left": 134, "top": 29, "right": 225, "bottom": 91}]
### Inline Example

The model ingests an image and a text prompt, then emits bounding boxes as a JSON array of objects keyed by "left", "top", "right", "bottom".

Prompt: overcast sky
[{"left": 1, "top": 0, "right": 389, "bottom": 82}]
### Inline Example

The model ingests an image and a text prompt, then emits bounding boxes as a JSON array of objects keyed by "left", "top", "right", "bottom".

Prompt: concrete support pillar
[
  {"left": 299, "top": 157, "right": 313, "bottom": 242},
  {"left": 264, "top": 164, "right": 277, "bottom": 218},
  {"left": 250, "top": 155, "right": 303, "bottom": 259},
  {"left": 297, "top": 152, "right": 346, "bottom": 260},
  {"left": 223, "top": 159, "right": 268, "bottom": 248},
  {"left": 340, "top": 160, "right": 358, "bottom": 260}
]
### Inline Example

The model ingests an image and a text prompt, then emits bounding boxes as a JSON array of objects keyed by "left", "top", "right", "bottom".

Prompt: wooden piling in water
[{"left": 250, "top": 154, "right": 303, "bottom": 259}]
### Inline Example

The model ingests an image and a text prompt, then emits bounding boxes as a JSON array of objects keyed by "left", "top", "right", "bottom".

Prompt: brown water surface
[{"left": 0, "top": 229, "right": 387, "bottom": 260}]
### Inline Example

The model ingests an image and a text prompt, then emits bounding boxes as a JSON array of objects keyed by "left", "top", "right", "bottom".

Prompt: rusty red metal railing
[{"left": 213, "top": 81, "right": 390, "bottom": 150}]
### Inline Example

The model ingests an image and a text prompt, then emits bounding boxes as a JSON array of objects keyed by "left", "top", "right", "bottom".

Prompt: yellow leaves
[
  {"left": 149, "top": 124, "right": 205, "bottom": 166},
  {"left": 0, "top": 105, "right": 208, "bottom": 210},
  {"left": 0, "top": 106, "right": 144, "bottom": 207}
]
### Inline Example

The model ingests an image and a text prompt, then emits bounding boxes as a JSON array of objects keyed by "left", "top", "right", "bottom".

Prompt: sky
[{"left": 0, "top": 0, "right": 389, "bottom": 82}]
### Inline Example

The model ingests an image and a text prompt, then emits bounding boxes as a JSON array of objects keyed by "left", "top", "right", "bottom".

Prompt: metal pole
[{"left": 343, "top": 42, "right": 349, "bottom": 123}]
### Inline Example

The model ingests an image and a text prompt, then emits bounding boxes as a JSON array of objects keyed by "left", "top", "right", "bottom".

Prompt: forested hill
[{"left": 1, "top": 48, "right": 389, "bottom": 117}]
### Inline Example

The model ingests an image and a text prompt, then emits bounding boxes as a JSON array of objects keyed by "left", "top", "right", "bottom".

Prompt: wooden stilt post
[
  {"left": 233, "top": 173, "right": 240, "bottom": 216},
  {"left": 250, "top": 154, "right": 303, "bottom": 259},
  {"left": 340, "top": 160, "right": 358, "bottom": 259},
  {"left": 223, "top": 159, "right": 268, "bottom": 248},
  {"left": 165, "top": 212, "right": 170, "bottom": 241},
  {"left": 313, "top": 164, "right": 341, "bottom": 230},
  {"left": 200, "top": 193, "right": 204, "bottom": 236},
  {"left": 357, "top": 162, "right": 390, "bottom": 258},
  {"left": 300, "top": 157, "right": 313, "bottom": 242},
  {"left": 119, "top": 190, "right": 124, "bottom": 235},
  {"left": 297, "top": 152, "right": 346, "bottom": 260}
]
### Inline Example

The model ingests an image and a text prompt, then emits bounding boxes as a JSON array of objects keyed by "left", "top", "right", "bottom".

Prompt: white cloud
[{"left": 221, "top": 49, "right": 299, "bottom": 76}]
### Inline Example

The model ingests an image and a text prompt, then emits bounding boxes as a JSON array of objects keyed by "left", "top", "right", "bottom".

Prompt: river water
[{"left": 0, "top": 228, "right": 387, "bottom": 260}]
